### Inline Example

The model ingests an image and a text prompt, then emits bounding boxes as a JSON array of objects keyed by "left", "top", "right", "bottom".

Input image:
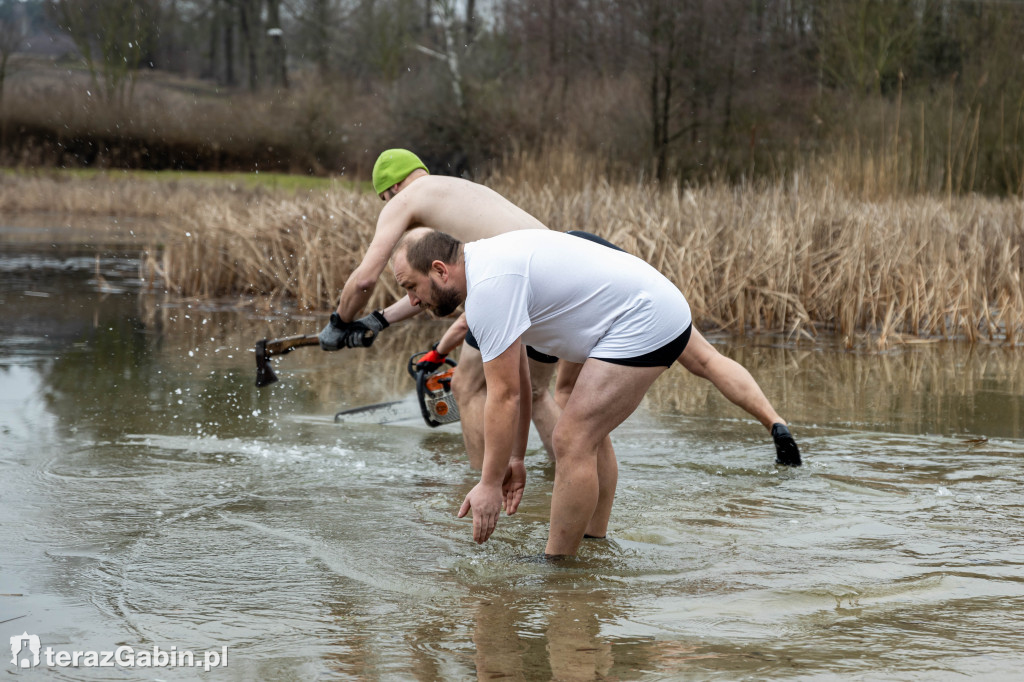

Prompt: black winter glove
[
  {"left": 319, "top": 312, "right": 352, "bottom": 351},
  {"left": 338, "top": 310, "right": 390, "bottom": 348},
  {"left": 771, "top": 423, "right": 802, "bottom": 467}
]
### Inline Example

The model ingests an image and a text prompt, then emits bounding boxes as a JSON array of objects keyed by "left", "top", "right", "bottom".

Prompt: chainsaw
[{"left": 406, "top": 351, "right": 460, "bottom": 428}]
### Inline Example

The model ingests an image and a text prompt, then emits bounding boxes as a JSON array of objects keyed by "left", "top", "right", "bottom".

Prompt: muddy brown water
[{"left": 1, "top": 232, "right": 1023, "bottom": 680}]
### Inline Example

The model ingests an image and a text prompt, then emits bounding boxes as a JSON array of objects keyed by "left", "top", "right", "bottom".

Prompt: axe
[
  {"left": 254, "top": 334, "right": 321, "bottom": 387},
  {"left": 254, "top": 326, "right": 378, "bottom": 387}
]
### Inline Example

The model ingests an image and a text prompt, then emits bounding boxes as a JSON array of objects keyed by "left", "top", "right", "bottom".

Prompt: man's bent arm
[
  {"left": 480, "top": 341, "right": 525, "bottom": 486},
  {"left": 436, "top": 314, "right": 470, "bottom": 355},
  {"left": 502, "top": 346, "right": 532, "bottom": 515},
  {"left": 511, "top": 346, "right": 531, "bottom": 463},
  {"left": 334, "top": 199, "right": 417, "bottom": 321},
  {"left": 378, "top": 297, "right": 423, "bottom": 325},
  {"left": 457, "top": 339, "right": 525, "bottom": 543}
]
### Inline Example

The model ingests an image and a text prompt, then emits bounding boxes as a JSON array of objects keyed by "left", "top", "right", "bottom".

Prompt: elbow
[
  {"left": 351, "top": 275, "right": 377, "bottom": 293},
  {"left": 343, "top": 264, "right": 379, "bottom": 294}
]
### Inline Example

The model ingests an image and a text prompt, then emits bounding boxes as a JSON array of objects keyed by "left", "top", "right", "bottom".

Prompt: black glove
[
  {"left": 338, "top": 310, "right": 390, "bottom": 348},
  {"left": 319, "top": 312, "right": 352, "bottom": 351},
  {"left": 771, "top": 423, "right": 802, "bottom": 467},
  {"left": 415, "top": 344, "right": 448, "bottom": 373}
]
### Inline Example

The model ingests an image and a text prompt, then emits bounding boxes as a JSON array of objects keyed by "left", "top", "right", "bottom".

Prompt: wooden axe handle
[
  {"left": 254, "top": 334, "right": 320, "bottom": 387},
  {"left": 261, "top": 334, "right": 321, "bottom": 356}
]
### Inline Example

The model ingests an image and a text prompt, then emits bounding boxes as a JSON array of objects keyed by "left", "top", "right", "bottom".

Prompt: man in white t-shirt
[{"left": 391, "top": 227, "right": 802, "bottom": 557}]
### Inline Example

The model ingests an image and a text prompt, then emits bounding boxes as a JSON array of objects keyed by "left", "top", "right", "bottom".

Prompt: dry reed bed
[
  {"left": 2, "top": 170, "right": 1021, "bottom": 347},
  {"left": 144, "top": 174, "right": 1024, "bottom": 347},
  {"left": 0, "top": 172, "right": 219, "bottom": 219},
  {"left": 506, "top": 176, "right": 1024, "bottom": 346},
  {"left": 142, "top": 188, "right": 388, "bottom": 306}
]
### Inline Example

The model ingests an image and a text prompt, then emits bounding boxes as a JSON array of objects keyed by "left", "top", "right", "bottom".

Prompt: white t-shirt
[{"left": 463, "top": 230, "right": 692, "bottom": 363}]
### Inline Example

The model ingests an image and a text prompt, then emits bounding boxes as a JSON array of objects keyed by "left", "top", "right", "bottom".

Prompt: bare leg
[
  {"left": 546, "top": 360, "right": 666, "bottom": 557},
  {"left": 677, "top": 327, "right": 784, "bottom": 430},
  {"left": 583, "top": 435, "right": 617, "bottom": 539},
  {"left": 451, "top": 342, "right": 486, "bottom": 469},
  {"left": 553, "top": 360, "right": 583, "bottom": 409},
  {"left": 552, "top": 358, "right": 615, "bottom": 534},
  {"left": 527, "top": 358, "right": 560, "bottom": 459},
  {"left": 552, "top": 358, "right": 614, "bottom": 532}
]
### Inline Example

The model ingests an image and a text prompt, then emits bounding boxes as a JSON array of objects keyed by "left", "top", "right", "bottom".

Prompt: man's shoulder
[
  {"left": 408, "top": 173, "right": 477, "bottom": 193},
  {"left": 396, "top": 175, "right": 480, "bottom": 215}
]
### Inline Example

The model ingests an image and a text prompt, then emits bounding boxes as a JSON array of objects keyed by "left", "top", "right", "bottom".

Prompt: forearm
[
  {"left": 335, "top": 274, "right": 374, "bottom": 321},
  {"left": 436, "top": 314, "right": 470, "bottom": 356},
  {"left": 480, "top": 390, "right": 521, "bottom": 487},
  {"left": 380, "top": 297, "right": 423, "bottom": 325},
  {"left": 510, "top": 351, "right": 532, "bottom": 463},
  {"left": 337, "top": 280, "right": 423, "bottom": 328}
]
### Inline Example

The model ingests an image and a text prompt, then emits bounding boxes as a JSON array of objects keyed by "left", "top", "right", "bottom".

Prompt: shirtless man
[
  {"left": 391, "top": 228, "right": 802, "bottom": 556},
  {"left": 318, "top": 149, "right": 561, "bottom": 466}
]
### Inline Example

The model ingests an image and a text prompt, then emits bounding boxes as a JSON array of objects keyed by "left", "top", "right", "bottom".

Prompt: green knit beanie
[{"left": 372, "top": 149, "right": 428, "bottom": 195}]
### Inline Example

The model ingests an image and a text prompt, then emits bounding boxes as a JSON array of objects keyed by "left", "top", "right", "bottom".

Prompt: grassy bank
[{"left": 1, "top": 161, "right": 1022, "bottom": 348}]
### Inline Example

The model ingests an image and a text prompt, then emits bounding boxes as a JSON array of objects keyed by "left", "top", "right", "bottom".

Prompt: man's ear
[{"left": 431, "top": 260, "right": 448, "bottom": 282}]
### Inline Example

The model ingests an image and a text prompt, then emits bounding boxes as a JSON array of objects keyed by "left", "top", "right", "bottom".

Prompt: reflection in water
[
  {"left": 1, "top": 241, "right": 1023, "bottom": 680},
  {"left": 469, "top": 583, "right": 617, "bottom": 681}
]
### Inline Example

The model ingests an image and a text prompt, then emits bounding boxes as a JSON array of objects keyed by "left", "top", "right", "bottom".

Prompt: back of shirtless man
[{"left": 318, "top": 149, "right": 559, "bottom": 467}]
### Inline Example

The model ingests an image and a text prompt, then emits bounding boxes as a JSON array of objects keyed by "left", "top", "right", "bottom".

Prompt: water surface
[{"left": 2, "top": 235, "right": 1022, "bottom": 680}]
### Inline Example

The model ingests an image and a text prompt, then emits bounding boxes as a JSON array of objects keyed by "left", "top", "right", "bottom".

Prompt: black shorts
[
  {"left": 464, "top": 328, "right": 560, "bottom": 364},
  {"left": 566, "top": 230, "right": 625, "bottom": 252},
  {"left": 593, "top": 325, "right": 692, "bottom": 368}
]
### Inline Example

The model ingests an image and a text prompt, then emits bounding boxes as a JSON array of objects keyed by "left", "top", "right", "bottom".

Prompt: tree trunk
[
  {"left": 266, "top": 0, "right": 288, "bottom": 88},
  {"left": 222, "top": 0, "right": 236, "bottom": 86},
  {"left": 237, "top": 0, "right": 261, "bottom": 91},
  {"left": 465, "top": 0, "right": 475, "bottom": 44}
]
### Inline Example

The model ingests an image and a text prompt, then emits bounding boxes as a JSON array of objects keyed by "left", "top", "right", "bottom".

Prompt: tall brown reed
[
  {"left": 142, "top": 183, "right": 402, "bottom": 310},
  {"left": 488, "top": 146, "right": 1024, "bottom": 347},
  {"left": 3, "top": 154, "right": 1022, "bottom": 348}
]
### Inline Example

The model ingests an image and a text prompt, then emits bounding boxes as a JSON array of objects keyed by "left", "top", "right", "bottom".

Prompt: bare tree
[
  {"left": 464, "top": 0, "right": 474, "bottom": 44},
  {"left": 48, "top": 0, "right": 158, "bottom": 107},
  {"left": 813, "top": 0, "right": 919, "bottom": 96},
  {"left": 292, "top": 0, "right": 338, "bottom": 78},
  {"left": 414, "top": 0, "right": 464, "bottom": 110},
  {"left": 623, "top": 0, "right": 688, "bottom": 182},
  {"left": 233, "top": 0, "right": 262, "bottom": 90},
  {"left": 266, "top": 0, "right": 288, "bottom": 88},
  {"left": 0, "top": 1, "right": 27, "bottom": 105}
]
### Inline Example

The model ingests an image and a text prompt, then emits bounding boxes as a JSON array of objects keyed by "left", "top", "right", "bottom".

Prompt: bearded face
[{"left": 429, "top": 278, "right": 462, "bottom": 317}]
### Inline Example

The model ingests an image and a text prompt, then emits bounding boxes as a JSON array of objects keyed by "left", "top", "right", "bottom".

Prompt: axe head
[
  {"left": 253, "top": 333, "right": 320, "bottom": 387},
  {"left": 254, "top": 339, "right": 279, "bottom": 387}
]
